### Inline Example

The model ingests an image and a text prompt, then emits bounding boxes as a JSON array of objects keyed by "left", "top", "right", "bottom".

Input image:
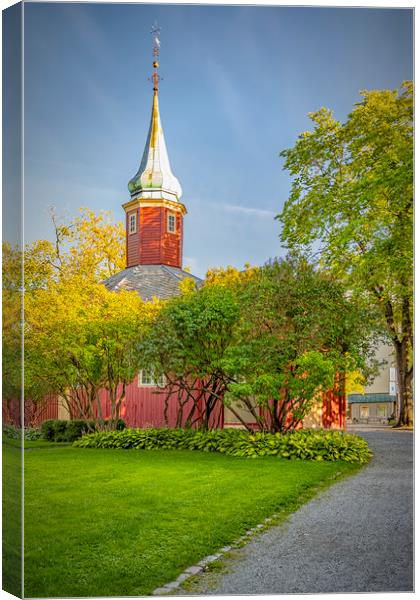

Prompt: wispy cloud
[{"left": 221, "top": 203, "right": 277, "bottom": 219}]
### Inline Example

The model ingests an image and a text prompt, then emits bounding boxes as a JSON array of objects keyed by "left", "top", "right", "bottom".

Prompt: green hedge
[
  {"left": 41, "top": 420, "right": 95, "bottom": 442},
  {"left": 41, "top": 419, "right": 126, "bottom": 442},
  {"left": 73, "top": 427, "right": 372, "bottom": 463}
]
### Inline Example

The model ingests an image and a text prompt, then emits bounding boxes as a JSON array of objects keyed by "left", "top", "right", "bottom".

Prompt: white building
[{"left": 347, "top": 343, "right": 398, "bottom": 424}]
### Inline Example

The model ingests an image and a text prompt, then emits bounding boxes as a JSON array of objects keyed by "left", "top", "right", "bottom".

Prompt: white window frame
[
  {"left": 138, "top": 369, "right": 166, "bottom": 388},
  {"left": 128, "top": 212, "right": 137, "bottom": 235},
  {"left": 360, "top": 406, "right": 369, "bottom": 419},
  {"left": 167, "top": 212, "right": 176, "bottom": 233}
]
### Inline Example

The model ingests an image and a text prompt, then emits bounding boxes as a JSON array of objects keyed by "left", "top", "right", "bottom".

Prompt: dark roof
[
  {"left": 348, "top": 393, "right": 396, "bottom": 404},
  {"left": 103, "top": 264, "right": 203, "bottom": 301}
]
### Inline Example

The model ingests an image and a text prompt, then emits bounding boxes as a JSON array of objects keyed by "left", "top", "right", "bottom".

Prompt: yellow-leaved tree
[
  {"left": 25, "top": 276, "right": 160, "bottom": 426},
  {"left": 3, "top": 207, "right": 155, "bottom": 427},
  {"left": 204, "top": 264, "right": 259, "bottom": 289},
  {"left": 25, "top": 207, "right": 126, "bottom": 286}
]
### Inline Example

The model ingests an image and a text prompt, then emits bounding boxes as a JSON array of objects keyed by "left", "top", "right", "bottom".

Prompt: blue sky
[{"left": 23, "top": 3, "right": 413, "bottom": 277}]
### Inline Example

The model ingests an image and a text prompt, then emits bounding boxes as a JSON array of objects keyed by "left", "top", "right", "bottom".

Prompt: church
[
  {"left": 11, "top": 31, "right": 345, "bottom": 432},
  {"left": 95, "top": 32, "right": 345, "bottom": 432}
]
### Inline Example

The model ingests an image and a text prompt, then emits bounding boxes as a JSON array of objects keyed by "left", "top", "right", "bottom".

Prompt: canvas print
[{"left": 2, "top": 2, "right": 413, "bottom": 598}]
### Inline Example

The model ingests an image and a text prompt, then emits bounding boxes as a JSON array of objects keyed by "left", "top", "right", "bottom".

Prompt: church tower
[
  {"left": 105, "top": 26, "right": 201, "bottom": 301},
  {"left": 123, "top": 27, "right": 186, "bottom": 269}
]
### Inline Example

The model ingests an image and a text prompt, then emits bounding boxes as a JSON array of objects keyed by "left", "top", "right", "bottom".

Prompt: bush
[
  {"left": 3, "top": 425, "right": 21, "bottom": 439},
  {"left": 41, "top": 420, "right": 57, "bottom": 441},
  {"left": 65, "top": 420, "right": 96, "bottom": 442},
  {"left": 3, "top": 425, "right": 43, "bottom": 441},
  {"left": 53, "top": 420, "right": 68, "bottom": 442},
  {"left": 41, "top": 419, "right": 96, "bottom": 442},
  {"left": 25, "top": 427, "right": 43, "bottom": 441},
  {"left": 41, "top": 419, "right": 70, "bottom": 442},
  {"left": 73, "top": 427, "right": 372, "bottom": 463}
]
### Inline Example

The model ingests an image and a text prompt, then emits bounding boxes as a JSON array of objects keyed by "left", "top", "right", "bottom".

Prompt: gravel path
[{"left": 192, "top": 430, "right": 413, "bottom": 594}]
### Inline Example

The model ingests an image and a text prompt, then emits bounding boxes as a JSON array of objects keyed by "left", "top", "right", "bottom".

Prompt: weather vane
[{"left": 149, "top": 22, "right": 162, "bottom": 92}]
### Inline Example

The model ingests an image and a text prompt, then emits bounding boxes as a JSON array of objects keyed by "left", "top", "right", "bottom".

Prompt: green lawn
[
  {"left": 20, "top": 445, "right": 361, "bottom": 597},
  {"left": 3, "top": 442, "right": 22, "bottom": 598}
]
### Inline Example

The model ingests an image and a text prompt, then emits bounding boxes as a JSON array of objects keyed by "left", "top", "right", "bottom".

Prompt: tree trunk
[
  {"left": 394, "top": 337, "right": 413, "bottom": 427},
  {"left": 339, "top": 371, "right": 346, "bottom": 430}
]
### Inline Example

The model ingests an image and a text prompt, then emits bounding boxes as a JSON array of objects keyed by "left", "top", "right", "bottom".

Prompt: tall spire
[{"left": 128, "top": 24, "right": 182, "bottom": 202}]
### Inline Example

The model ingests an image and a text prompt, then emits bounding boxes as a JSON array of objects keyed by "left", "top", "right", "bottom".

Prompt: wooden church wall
[
  {"left": 126, "top": 208, "right": 140, "bottom": 267},
  {"left": 97, "top": 378, "right": 200, "bottom": 429},
  {"left": 4, "top": 395, "right": 59, "bottom": 428},
  {"left": 4, "top": 379, "right": 345, "bottom": 431}
]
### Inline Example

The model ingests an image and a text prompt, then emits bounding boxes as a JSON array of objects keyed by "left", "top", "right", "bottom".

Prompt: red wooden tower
[
  {"left": 124, "top": 88, "right": 186, "bottom": 270},
  {"left": 104, "top": 26, "right": 200, "bottom": 300}
]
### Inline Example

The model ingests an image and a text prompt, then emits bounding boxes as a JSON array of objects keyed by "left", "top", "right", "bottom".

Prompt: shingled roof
[{"left": 103, "top": 264, "right": 203, "bottom": 301}]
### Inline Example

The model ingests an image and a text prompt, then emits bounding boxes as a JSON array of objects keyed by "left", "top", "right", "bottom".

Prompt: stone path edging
[
  {"left": 151, "top": 516, "right": 276, "bottom": 595},
  {"left": 192, "top": 431, "right": 413, "bottom": 595}
]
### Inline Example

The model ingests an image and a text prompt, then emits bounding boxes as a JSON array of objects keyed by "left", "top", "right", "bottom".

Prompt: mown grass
[
  {"left": 21, "top": 445, "right": 362, "bottom": 597},
  {"left": 3, "top": 437, "right": 71, "bottom": 450},
  {"left": 3, "top": 442, "right": 22, "bottom": 597}
]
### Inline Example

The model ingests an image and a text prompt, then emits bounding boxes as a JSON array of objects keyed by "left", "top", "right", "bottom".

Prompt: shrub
[
  {"left": 24, "top": 427, "right": 42, "bottom": 441},
  {"left": 73, "top": 427, "right": 372, "bottom": 463},
  {"left": 3, "top": 425, "right": 21, "bottom": 439},
  {"left": 41, "top": 420, "right": 96, "bottom": 442},
  {"left": 41, "top": 420, "right": 56, "bottom": 441},
  {"left": 52, "top": 420, "right": 69, "bottom": 442},
  {"left": 65, "top": 420, "right": 96, "bottom": 442},
  {"left": 3, "top": 425, "right": 43, "bottom": 441}
]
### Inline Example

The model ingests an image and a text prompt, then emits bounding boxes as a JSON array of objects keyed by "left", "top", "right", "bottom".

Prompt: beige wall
[
  {"left": 224, "top": 401, "right": 256, "bottom": 428},
  {"left": 225, "top": 397, "right": 325, "bottom": 430},
  {"left": 348, "top": 342, "right": 396, "bottom": 396},
  {"left": 57, "top": 397, "right": 70, "bottom": 420},
  {"left": 350, "top": 401, "right": 395, "bottom": 420}
]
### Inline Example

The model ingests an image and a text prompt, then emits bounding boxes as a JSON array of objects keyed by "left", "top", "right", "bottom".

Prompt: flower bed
[{"left": 74, "top": 427, "right": 372, "bottom": 463}]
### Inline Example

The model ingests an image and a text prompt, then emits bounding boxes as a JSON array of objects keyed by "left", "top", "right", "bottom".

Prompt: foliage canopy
[{"left": 279, "top": 82, "right": 413, "bottom": 425}]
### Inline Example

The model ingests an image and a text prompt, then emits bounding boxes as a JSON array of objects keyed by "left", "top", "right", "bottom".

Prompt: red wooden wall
[
  {"left": 126, "top": 206, "right": 183, "bottom": 269},
  {"left": 98, "top": 382, "right": 198, "bottom": 428},
  {"left": 126, "top": 207, "right": 140, "bottom": 267},
  {"left": 3, "top": 379, "right": 346, "bottom": 431},
  {"left": 3, "top": 395, "right": 59, "bottom": 428},
  {"left": 322, "top": 388, "right": 346, "bottom": 429}
]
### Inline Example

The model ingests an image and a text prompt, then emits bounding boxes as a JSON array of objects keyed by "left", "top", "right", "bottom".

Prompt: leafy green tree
[
  {"left": 2, "top": 243, "right": 54, "bottom": 425},
  {"left": 143, "top": 284, "right": 239, "bottom": 429},
  {"left": 3, "top": 208, "right": 127, "bottom": 426},
  {"left": 279, "top": 82, "right": 413, "bottom": 426},
  {"left": 224, "top": 259, "right": 376, "bottom": 432},
  {"left": 2, "top": 243, "right": 23, "bottom": 424},
  {"left": 145, "top": 260, "right": 375, "bottom": 433},
  {"left": 24, "top": 277, "right": 157, "bottom": 427}
]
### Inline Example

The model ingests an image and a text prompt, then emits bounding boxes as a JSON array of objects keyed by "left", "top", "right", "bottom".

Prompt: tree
[
  {"left": 3, "top": 208, "right": 127, "bottom": 426},
  {"left": 223, "top": 258, "right": 376, "bottom": 433},
  {"left": 204, "top": 263, "right": 258, "bottom": 288},
  {"left": 2, "top": 243, "right": 23, "bottom": 424},
  {"left": 279, "top": 82, "right": 413, "bottom": 426},
  {"left": 25, "top": 207, "right": 126, "bottom": 286},
  {"left": 24, "top": 277, "right": 158, "bottom": 427},
  {"left": 145, "top": 259, "right": 375, "bottom": 433},
  {"left": 2, "top": 243, "right": 54, "bottom": 425},
  {"left": 143, "top": 283, "right": 239, "bottom": 429}
]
